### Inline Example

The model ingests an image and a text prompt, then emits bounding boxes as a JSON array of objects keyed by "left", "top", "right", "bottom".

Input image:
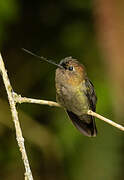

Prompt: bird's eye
[{"left": 68, "top": 66, "right": 73, "bottom": 71}]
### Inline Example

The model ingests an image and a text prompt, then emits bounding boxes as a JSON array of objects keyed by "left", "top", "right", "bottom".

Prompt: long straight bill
[{"left": 22, "top": 48, "right": 62, "bottom": 68}]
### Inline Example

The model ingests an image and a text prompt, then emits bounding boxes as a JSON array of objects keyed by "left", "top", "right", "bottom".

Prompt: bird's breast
[{"left": 56, "top": 81, "right": 89, "bottom": 115}]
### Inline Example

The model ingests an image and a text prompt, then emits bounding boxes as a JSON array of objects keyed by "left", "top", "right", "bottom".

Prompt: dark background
[{"left": 0, "top": 0, "right": 124, "bottom": 179}]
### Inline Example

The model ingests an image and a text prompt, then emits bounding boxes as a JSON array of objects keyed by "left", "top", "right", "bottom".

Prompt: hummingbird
[{"left": 22, "top": 49, "right": 97, "bottom": 137}]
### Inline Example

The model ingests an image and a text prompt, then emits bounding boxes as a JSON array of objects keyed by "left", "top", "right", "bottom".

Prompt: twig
[
  {"left": 13, "top": 93, "right": 61, "bottom": 107},
  {"left": 13, "top": 93, "right": 124, "bottom": 132},
  {"left": 0, "top": 54, "right": 33, "bottom": 180},
  {"left": 87, "top": 110, "right": 124, "bottom": 131}
]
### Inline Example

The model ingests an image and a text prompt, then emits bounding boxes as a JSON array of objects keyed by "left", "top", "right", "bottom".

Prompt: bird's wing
[{"left": 85, "top": 78, "right": 97, "bottom": 112}]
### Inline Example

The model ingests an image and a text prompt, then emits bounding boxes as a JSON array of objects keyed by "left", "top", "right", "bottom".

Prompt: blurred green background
[{"left": 0, "top": 0, "right": 124, "bottom": 179}]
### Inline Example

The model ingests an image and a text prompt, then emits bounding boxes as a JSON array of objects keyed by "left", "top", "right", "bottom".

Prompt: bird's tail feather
[{"left": 67, "top": 111, "right": 97, "bottom": 137}]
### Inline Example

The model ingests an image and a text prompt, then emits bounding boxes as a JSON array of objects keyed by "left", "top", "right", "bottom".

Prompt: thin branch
[
  {"left": 13, "top": 92, "right": 61, "bottom": 107},
  {"left": 0, "top": 54, "right": 33, "bottom": 180},
  {"left": 13, "top": 93, "right": 124, "bottom": 132},
  {"left": 87, "top": 110, "right": 124, "bottom": 131}
]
